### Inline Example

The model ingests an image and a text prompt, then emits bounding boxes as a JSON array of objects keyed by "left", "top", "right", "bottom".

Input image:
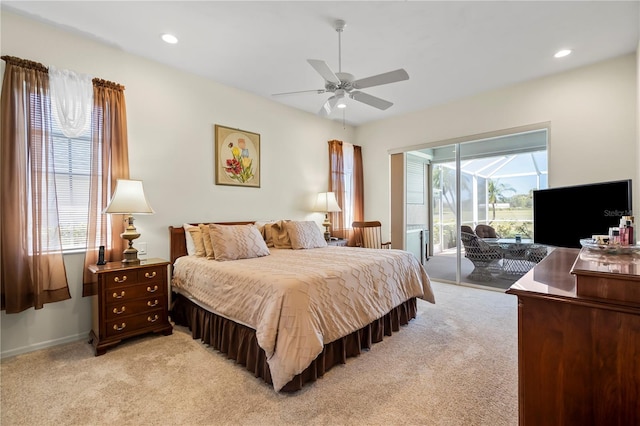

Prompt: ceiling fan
[{"left": 272, "top": 19, "right": 409, "bottom": 117}]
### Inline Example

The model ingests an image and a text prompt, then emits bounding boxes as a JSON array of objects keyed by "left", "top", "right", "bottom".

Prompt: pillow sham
[
  {"left": 184, "top": 223, "right": 206, "bottom": 257},
  {"left": 209, "top": 224, "right": 270, "bottom": 261},
  {"left": 285, "top": 221, "right": 328, "bottom": 249},
  {"left": 199, "top": 223, "right": 215, "bottom": 259}
]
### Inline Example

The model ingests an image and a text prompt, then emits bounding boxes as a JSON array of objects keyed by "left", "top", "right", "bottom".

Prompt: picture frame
[{"left": 214, "top": 124, "right": 261, "bottom": 188}]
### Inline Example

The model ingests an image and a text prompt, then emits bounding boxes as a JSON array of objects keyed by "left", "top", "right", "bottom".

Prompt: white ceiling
[{"left": 3, "top": 1, "right": 639, "bottom": 126}]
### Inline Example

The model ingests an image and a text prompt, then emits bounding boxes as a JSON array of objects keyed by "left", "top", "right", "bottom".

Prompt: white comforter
[{"left": 171, "top": 246, "right": 435, "bottom": 391}]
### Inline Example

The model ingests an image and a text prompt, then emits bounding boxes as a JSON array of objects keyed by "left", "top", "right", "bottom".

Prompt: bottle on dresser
[{"left": 619, "top": 216, "right": 634, "bottom": 245}]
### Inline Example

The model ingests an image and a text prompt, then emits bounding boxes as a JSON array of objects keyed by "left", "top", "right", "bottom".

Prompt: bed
[{"left": 169, "top": 221, "right": 435, "bottom": 392}]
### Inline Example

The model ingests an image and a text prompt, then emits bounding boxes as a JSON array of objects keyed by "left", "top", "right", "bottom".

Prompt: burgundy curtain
[
  {"left": 82, "top": 79, "right": 130, "bottom": 297},
  {"left": 328, "top": 140, "right": 364, "bottom": 244},
  {"left": 1, "top": 56, "right": 71, "bottom": 313}
]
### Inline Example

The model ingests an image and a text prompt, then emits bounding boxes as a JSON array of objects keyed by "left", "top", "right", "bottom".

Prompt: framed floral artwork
[{"left": 214, "top": 124, "right": 260, "bottom": 188}]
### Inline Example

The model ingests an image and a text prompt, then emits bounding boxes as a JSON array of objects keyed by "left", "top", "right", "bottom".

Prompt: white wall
[
  {"left": 0, "top": 11, "right": 355, "bottom": 357},
  {"left": 356, "top": 54, "right": 638, "bottom": 240}
]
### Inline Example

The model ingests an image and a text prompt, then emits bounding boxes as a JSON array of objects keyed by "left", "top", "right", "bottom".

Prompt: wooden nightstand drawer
[
  {"left": 88, "top": 258, "right": 173, "bottom": 356},
  {"left": 106, "top": 309, "right": 165, "bottom": 338},
  {"left": 106, "top": 296, "right": 165, "bottom": 321},
  {"left": 102, "top": 270, "right": 137, "bottom": 288},
  {"left": 102, "top": 264, "right": 166, "bottom": 289},
  {"left": 106, "top": 281, "right": 165, "bottom": 302},
  {"left": 138, "top": 265, "right": 166, "bottom": 283}
]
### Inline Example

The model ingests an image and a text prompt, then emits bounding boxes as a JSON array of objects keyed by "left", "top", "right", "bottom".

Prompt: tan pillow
[
  {"left": 285, "top": 221, "right": 328, "bottom": 249},
  {"left": 268, "top": 220, "right": 292, "bottom": 249},
  {"left": 185, "top": 224, "right": 206, "bottom": 257},
  {"left": 255, "top": 220, "right": 276, "bottom": 247},
  {"left": 199, "top": 223, "right": 215, "bottom": 259},
  {"left": 209, "top": 224, "right": 270, "bottom": 261}
]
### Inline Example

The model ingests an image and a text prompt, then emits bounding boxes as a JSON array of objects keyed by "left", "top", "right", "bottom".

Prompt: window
[
  {"left": 341, "top": 142, "right": 354, "bottom": 229},
  {"left": 51, "top": 119, "right": 93, "bottom": 251}
]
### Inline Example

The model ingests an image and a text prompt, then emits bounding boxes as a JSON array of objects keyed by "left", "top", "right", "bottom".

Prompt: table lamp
[
  {"left": 315, "top": 192, "right": 342, "bottom": 241},
  {"left": 104, "top": 179, "right": 154, "bottom": 263}
]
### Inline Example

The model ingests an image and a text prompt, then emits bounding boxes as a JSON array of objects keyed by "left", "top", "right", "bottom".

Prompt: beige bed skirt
[{"left": 170, "top": 293, "right": 417, "bottom": 392}]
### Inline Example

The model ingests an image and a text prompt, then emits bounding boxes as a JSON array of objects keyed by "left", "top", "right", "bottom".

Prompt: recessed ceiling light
[
  {"left": 161, "top": 34, "right": 178, "bottom": 44},
  {"left": 554, "top": 49, "right": 572, "bottom": 58}
]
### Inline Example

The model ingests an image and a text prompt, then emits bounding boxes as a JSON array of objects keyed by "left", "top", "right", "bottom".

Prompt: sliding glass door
[{"left": 405, "top": 128, "right": 548, "bottom": 289}]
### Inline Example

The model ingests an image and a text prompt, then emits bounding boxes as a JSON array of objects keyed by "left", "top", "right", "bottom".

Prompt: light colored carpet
[{"left": 1, "top": 282, "right": 518, "bottom": 426}]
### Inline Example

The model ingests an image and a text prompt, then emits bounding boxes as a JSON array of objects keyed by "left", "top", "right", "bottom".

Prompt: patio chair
[
  {"left": 526, "top": 244, "right": 548, "bottom": 264},
  {"left": 352, "top": 221, "right": 391, "bottom": 249},
  {"left": 475, "top": 224, "right": 499, "bottom": 239},
  {"left": 461, "top": 225, "right": 475, "bottom": 235},
  {"left": 460, "top": 231, "right": 503, "bottom": 281}
]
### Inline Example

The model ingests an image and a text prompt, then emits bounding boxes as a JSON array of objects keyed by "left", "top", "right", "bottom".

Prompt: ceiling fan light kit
[{"left": 272, "top": 19, "right": 409, "bottom": 118}]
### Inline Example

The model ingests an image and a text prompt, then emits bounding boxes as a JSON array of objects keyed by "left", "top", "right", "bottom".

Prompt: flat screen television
[{"left": 533, "top": 179, "right": 633, "bottom": 248}]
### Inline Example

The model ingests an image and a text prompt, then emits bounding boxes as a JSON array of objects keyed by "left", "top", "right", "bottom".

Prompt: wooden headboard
[{"left": 168, "top": 222, "right": 255, "bottom": 266}]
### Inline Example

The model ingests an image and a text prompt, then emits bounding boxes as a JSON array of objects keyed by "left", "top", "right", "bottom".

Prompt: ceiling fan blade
[
  {"left": 272, "top": 89, "right": 326, "bottom": 97},
  {"left": 319, "top": 95, "right": 339, "bottom": 116},
  {"left": 352, "top": 69, "right": 409, "bottom": 89},
  {"left": 307, "top": 59, "right": 341, "bottom": 85},
  {"left": 350, "top": 91, "right": 393, "bottom": 110}
]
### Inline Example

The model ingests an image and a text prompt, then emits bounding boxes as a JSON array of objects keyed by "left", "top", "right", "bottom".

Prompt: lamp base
[
  {"left": 122, "top": 247, "right": 140, "bottom": 264},
  {"left": 121, "top": 214, "right": 141, "bottom": 264},
  {"left": 323, "top": 214, "right": 331, "bottom": 241}
]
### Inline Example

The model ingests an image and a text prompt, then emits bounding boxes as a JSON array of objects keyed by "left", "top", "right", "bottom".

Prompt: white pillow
[
  {"left": 285, "top": 221, "right": 328, "bottom": 249},
  {"left": 209, "top": 224, "right": 270, "bottom": 261},
  {"left": 183, "top": 223, "right": 205, "bottom": 257}
]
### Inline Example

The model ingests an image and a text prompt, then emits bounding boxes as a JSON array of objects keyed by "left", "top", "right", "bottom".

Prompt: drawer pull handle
[
  {"left": 147, "top": 285, "right": 159, "bottom": 293},
  {"left": 144, "top": 271, "right": 157, "bottom": 279},
  {"left": 113, "top": 323, "right": 126, "bottom": 331},
  {"left": 114, "top": 276, "right": 127, "bottom": 283},
  {"left": 147, "top": 300, "right": 159, "bottom": 307},
  {"left": 147, "top": 314, "right": 159, "bottom": 323},
  {"left": 112, "top": 307, "right": 126, "bottom": 315},
  {"left": 112, "top": 291, "right": 126, "bottom": 299}
]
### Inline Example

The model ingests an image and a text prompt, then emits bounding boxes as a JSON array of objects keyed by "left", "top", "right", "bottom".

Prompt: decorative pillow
[
  {"left": 285, "top": 221, "right": 328, "bottom": 249},
  {"left": 266, "top": 220, "right": 292, "bottom": 249},
  {"left": 184, "top": 224, "right": 205, "bottom": 257},
  {"left": 199, "top": 223, "right": 215, "bottom": 259},
  {"left": 255, "top": 220, "right": 276, "bottom": 247},
  {"left": 183, "top": 223, "right": 197, "bottom": 256},
  {"left": 209, "top": 224, "right": 270, "bottom": 261}
]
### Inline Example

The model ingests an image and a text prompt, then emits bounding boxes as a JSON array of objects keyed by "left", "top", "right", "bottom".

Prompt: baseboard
[{"left": 1, "top": 332, "right": 88, "bottom": 360}]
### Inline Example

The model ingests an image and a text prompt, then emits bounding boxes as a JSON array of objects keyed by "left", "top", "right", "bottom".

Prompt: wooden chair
[{"left": 352, "top": 221, "right": 391, "bottom": 249}]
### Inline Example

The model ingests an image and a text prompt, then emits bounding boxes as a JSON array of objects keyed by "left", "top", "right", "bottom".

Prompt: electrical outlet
[{"left": 137, "top": 242, "right": 148, "bottom": 256}]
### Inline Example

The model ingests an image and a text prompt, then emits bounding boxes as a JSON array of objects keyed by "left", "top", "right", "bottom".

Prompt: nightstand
[
  {"left": 88, "top": 258, "right": 173, "bottom": 356},
  {"left": 327, "top": 239, "right": 348, "bottom": 247}
]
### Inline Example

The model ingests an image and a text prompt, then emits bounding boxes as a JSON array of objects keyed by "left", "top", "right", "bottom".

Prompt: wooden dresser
[
  {"left": 88, "top": 258, "right": 173, "bottom": 355},
  {"left": 506, "top": 248, "right": 640, "bottom": 425}
]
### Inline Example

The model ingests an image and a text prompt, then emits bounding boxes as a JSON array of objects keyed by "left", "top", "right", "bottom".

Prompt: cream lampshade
[
  {"left": 315, "top": 192, "right": 342, "bottom": 241},
  {"left": 104, "top": 179, "right": 154, "bottom": 263}
]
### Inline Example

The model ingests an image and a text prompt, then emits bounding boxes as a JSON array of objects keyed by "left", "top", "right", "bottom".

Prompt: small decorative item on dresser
[{"left": 88, "top": 258, "right": 173, "bottom": 356}]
